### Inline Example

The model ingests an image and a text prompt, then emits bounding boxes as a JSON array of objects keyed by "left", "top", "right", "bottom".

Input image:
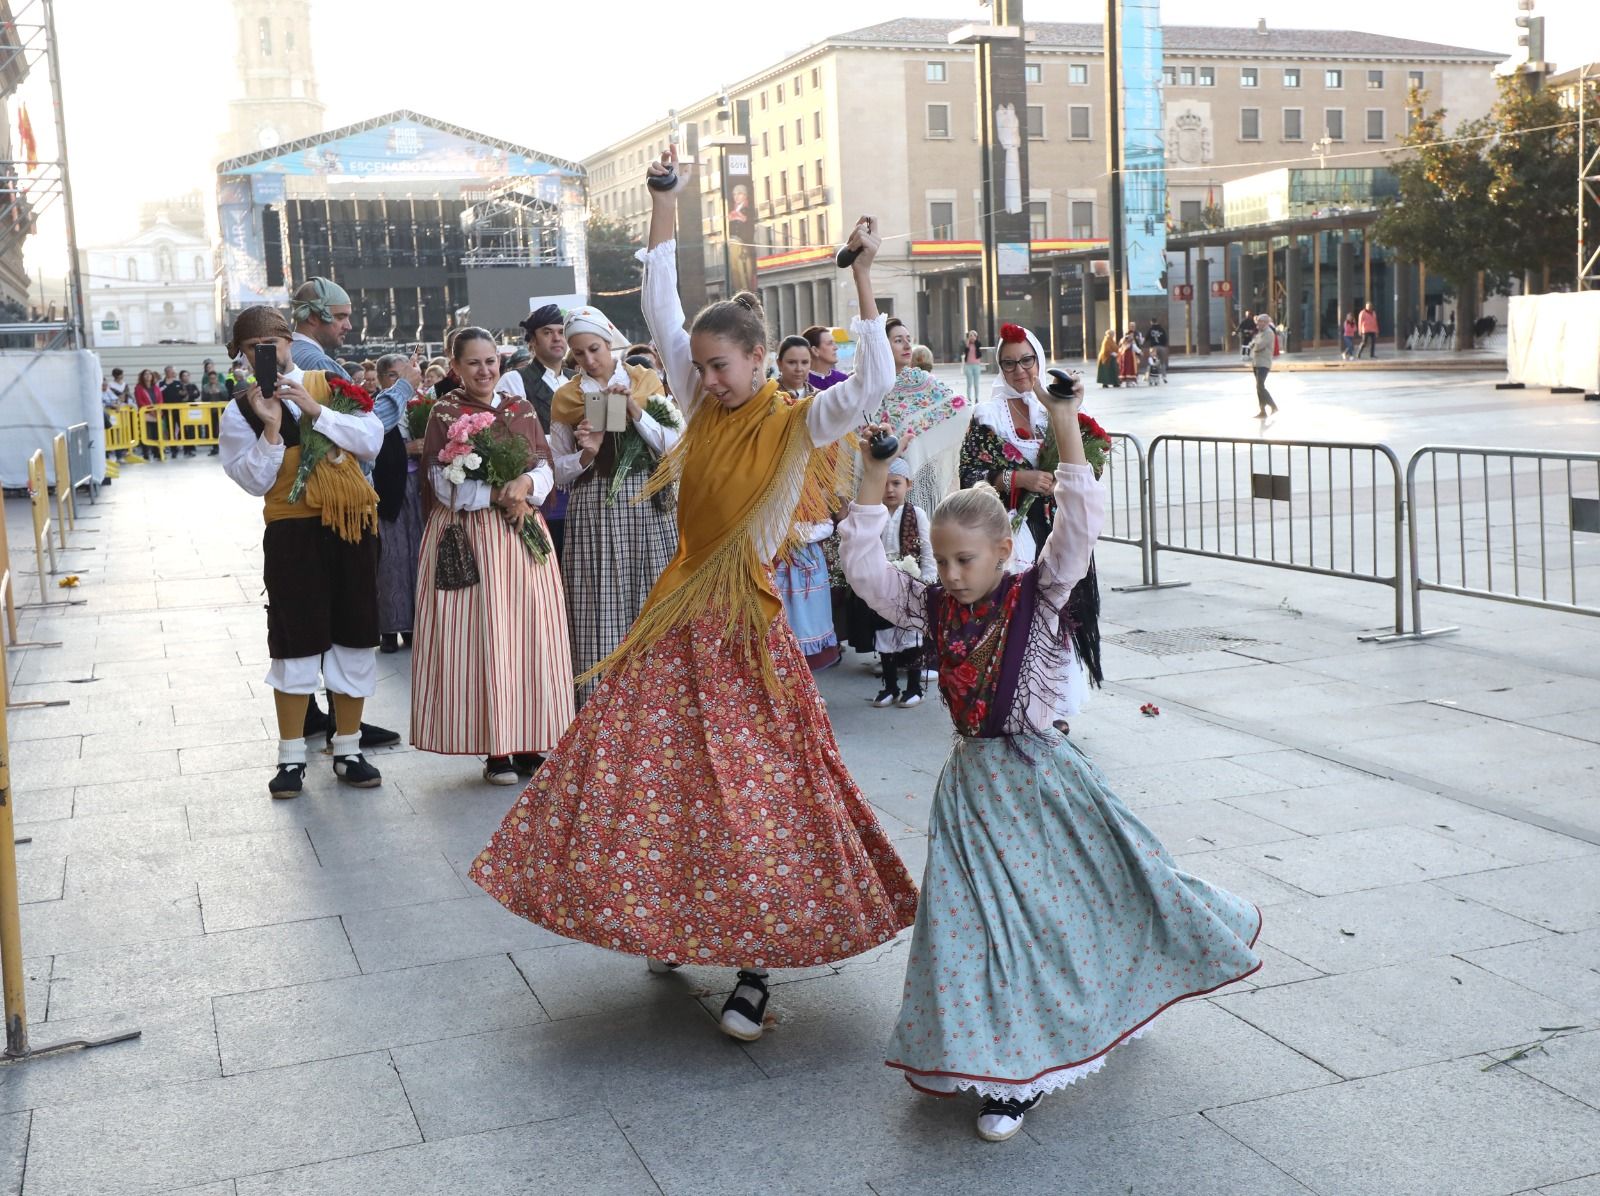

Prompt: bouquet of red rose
[
  {"left": 1013, "top": 410, "right": 1112, "bottom": 530},
  {"left": 437, "top": 410, "right": 552, "bottom": 563},
  {"left": 404, "top": 395, "right": 435, "bottom": 440},
  {"left": 288, "top": 375, "right": 375, "bottom": 504}
]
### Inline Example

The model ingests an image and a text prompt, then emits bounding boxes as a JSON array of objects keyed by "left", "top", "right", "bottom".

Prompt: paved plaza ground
[{"left": 1, "top": 364, "right": 1597, "bottom": 1195}]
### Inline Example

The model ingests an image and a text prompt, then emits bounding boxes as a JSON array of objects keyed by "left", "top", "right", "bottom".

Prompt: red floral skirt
[{"left": 471, "top": 610, "right": 920, "bottom": 968}]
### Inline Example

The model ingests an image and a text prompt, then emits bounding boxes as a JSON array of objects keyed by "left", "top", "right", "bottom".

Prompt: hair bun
[{"left": 731, "top": 291, "right": 762, "bottom": 316}]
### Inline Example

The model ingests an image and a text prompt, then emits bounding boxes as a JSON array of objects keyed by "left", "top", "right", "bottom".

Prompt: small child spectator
[{"left": 872, "top": 458, "right": 936, "bottom": 708}]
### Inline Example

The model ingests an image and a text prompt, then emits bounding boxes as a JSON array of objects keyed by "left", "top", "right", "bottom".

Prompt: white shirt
[
  {"left": 547, "top": 361, "right": 684, "bottom": 487},
  {"left": 218, "top": 368, "right": 384, "bottom": 497}
]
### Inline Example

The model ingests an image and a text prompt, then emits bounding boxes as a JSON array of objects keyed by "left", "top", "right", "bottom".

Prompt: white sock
[
  {"left": 277, "top": 738, "right": 307, "bottom": 766},
  {"left": 330, "top": 731, "right": 360, "bottom": 759}
]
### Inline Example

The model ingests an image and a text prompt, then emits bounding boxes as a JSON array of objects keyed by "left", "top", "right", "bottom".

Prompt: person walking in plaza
[
  {"left": 372, "top": 353, "right": 426, "bottom": 655},
  {"left": 839, "top": 391, "right": 1262, "bottom": 1143},
  {"left": 410, "top": 328, "right": 574, "bottom": 786},
  {"left": 218, "top": 306, "right": 387, "bottom": 798},
  {"left": 1095, "top": 328, "right": 1120, "bottom": 388},
  {"left": 1146, "top": 317, "right": 1169, "bottom": 383},
  {"left": 515, "top": 303, "right": 572, "bottom": 556},
  {"left": 773, "top": 334, "right": 843, "bottom": 671},
  {"left": 1357, "top": 302, "right": 1380, "bottom": 358},
  {"left": 472, "top": 149, "right": 917, "bottom": 1045},
  {"left": 548, "top": 303, "right": 683, "bottom": 710},
  {"left": 133, "top": 369, "right": 162, "bottom": 460},
  {"left": 1239, "top": 310, "right": 1256, "bottom": 358},
  {"left": 1250, "top": 313, "right": 1279, "bottom": 417},
  {"left": 1341, "top": 311, "right": 1358, "bottom": 361},
  {"left": 960, "top": 329, "right": 984, "bottom": 401},
  {"left": 804, "top": 323, "right": 849, "bottom": 390},
  {"left": 1116, "top": 329, "right": 1140, "bottom": 386}
]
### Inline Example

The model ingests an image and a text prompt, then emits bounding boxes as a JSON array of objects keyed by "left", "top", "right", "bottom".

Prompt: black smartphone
[{"left": 253, "top": 343, "right": 278, "bottom": 397}]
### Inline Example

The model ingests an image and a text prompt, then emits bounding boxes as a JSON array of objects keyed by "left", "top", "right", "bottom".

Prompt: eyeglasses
[{"left": 998, "top": 355, "right": 1037, "bottom": 373}]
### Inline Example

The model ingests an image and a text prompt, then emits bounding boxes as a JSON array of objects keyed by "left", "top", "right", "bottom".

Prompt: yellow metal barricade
[
  {"left": 104, "top": 404, "right": 138, "bottom": 458},
  {"left": 143, "top": 402, "right": 229, "bottom": 457},
  {"left": 0, "top": 497, "right": 14, "bottom": 647},
  {"left": 25, "top": 451, "right": 53, "bottom": 583},
  {"left": 51, "top": 433, "right": 73, "bottom": 543}
]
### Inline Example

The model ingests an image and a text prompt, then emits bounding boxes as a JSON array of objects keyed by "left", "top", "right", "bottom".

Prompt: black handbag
[{"left": 434, "top": 514, "right": 479, "bottom": 590}]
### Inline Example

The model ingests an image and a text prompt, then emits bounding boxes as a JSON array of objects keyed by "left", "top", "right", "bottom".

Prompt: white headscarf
[
  {"left": 990, "top": 324, "right": 1049, "bottom": 402},
  {"left": 563, "top": 305, "right": 628, "bottom": 350}
]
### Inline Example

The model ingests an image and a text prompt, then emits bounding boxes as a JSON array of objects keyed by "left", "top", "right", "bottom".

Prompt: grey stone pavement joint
[{"left": 1, "top": 368, "right": 1598, "bottom": 1194}]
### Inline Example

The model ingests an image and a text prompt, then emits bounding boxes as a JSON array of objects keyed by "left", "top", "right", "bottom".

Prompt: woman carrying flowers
[
  {"left": 410, "top": 327, "right": 574, "bottom": 786},
  {"left": 548, "top": 305, "right": 683, "bottom": 708},
  {"left": 217, "top": 305, "right": 386, "bottom": 799}
]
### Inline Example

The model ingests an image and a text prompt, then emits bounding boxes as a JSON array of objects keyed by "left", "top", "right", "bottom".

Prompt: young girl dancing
[
  {"left": 838, "top": 377, "right": 1262, "bottom": 1143},
  {"left": 472, "top": 149, "right": 917, "bottom": 1043}
]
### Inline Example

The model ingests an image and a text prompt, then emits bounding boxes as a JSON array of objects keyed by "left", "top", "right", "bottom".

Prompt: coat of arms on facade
[{"left": 1166, "top": 105, "right": 1213, "bottom": 166}]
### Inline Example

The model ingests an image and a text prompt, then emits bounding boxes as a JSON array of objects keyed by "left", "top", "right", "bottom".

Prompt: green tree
[
  {"left": 1376, "top": 76, "right": 1600, "bottom": 348},
  {"left": 585, "top": 211, "right": 645, "bottom": 342}
]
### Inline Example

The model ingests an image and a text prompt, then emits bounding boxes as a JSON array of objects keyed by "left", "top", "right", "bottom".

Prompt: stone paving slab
[
  {"left": 1221, "top": 824, "right": 1515, "bottom": 896},
  {"left": 1509, "top": 1030, "right": 1600, "bottom": 1111},
  {"left": 1437, "top": 858, "right": 1600, "bottom": 933},
  {"left": 1206, "top": 1057, "right": 1600, "bottom": 1196},
  {"left": 341, "top": 895, "right": 568, "bottom": 975},
  {"left": 1460, "top": 931, "right": 1600, "bottom": 1020}
]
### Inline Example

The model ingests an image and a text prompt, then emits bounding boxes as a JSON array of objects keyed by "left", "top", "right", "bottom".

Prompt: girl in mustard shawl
[{"left": 473, "top": 148, "right": 918, "bottom": 1044}]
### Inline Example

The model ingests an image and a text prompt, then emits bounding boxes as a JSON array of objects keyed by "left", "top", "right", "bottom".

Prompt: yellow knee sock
[
  {"left": 329, "top": 692, "right": 364, "bottom": 737},
  {"left": 272, "top": 690, "right": 311, "bottom": 741}
]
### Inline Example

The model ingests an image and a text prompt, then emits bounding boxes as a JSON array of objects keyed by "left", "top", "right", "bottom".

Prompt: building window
[
  {"left": 816, "top": 158, "right": 825, "bottom": 186},
  {"left": 811, "top": 66, "right": 821, "bottom": 88},
  {"left": 777, "top": 83, "right": 785, "bottom": 103},
  {"left": 1070, "top": 200, "right": 1094, "bottom": 238},
  {"left": 779, "top": 170, "right": 788, "bottom": 197},
  {"left": 926, "top": 103, "right": 950, "bottom": 138},
  {"left": 1325, "top": 69, "right": 1343, "bottom": 89},
  {"left": 796, "top": 164, "right": 806, "bottom": 192},
  {"left": 1326, "top": 108, "right": 1345, "bottom": 140},
  {"left": 813, "top": 111, "right": 822, "bottom": 138},
  {"left": 258, "top": 17, "right": 271, "bottom": 56},
  {"left": 926, "top": 61, "right": 947, "bottom": 83},
  {"left": 1028, "top": 200, "right": 1048, "bottom": 242},
  {"left": 760, "top": 91, "right": 768, "bottom": 110},
  {"left": 1025, "top": 63, "right": 1042, "bottom": 84},
  {"left": 1241, "top": 67, "right": 1258, "bottom": 88},
  {"left": 1068, "top": 104, "right": 1091, "bottom": 140},
  {"left": 1409, "top": 70, "right": 1425, "bottom": 91},
  {"left": 193, "top": 255, "right": 206, "bottom": 279},
  {"left": 930, "top": 200, "right": 955, "bottom": 240},
  {"left": 1366, "top": 108, "right": 1386, "bottom": 140},
  {"left": 1179, "top": 199, "right": 1203, "bottom": 227},
  {"left": 1179, "top": 66, "right": 1195, "bottom": 86},
  {"left": 1283, "top": 107, "right": 1303, "bottom": 140},
  {"left": 817, "top": 212, "right": 827, "bottom": 244},
  {"left": 1026, "top": 105, "right": 1046, "bottom": 139},
  {"left": 1367, "top": 69, "right": 1384, "bottom": 89},
  {"left": 761, "top": 131, "right": 769, "bottom": 156},
  {"left": 763, "top": 177, "right": 772, "bottom": 203},
  {"left": 127, "top": 259, "right": 138, "bottom": 281},
  {"left": 1069, "top": 63, "right": 1089, "bottom": 85},
  {"left": 778, "top": 126, "right": 786, "bottom": 150},
  {"left": 1284, "top": 68, "right": 1301, "bottom": 88},
  {"left": 1163, "top": 66, "right": 1177, "bottom": 85},
  {"left": 798, "top": 218, "right": 809, "bottom": 246},
  {"left": 1199, "top": 66, "right": 1215, "bottom": 87},
  {"left": 1240, "top": 108, "right": 1261, "bottom": 140},
  {"left": 794, "top": 74, "right": 803, "bottom": 96},
  {"left": 781, "top": 222, "right": 791, "bottom": 248},
  {"left": 796, "top": 117, "right": 804, "bottom": 145}
]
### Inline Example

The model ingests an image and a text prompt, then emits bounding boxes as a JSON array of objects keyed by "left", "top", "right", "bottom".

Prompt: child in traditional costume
[
  {"left": 410, "top": 328, "right": 574, "bottom": 785},
  {"left": 840, "top": 383, "right": 1263, "bottom": 1143},
  {"left": 869, "top": 458, "right": 935, "bottom": 707},
  {"left": 218, "top": 306, "right": 386, "bottom": 798},
  {"left": 773, "top": 335, "right": 842, "bottom": 671},
  {"left": 472, "top": 151, "right": 917, "bottom": 1043},
  {"left": 1095, "top": 328, "right": 1121, "bottom": 388},
  {"left": 548, "top": 305, "right": 683, "bottom": 708}
]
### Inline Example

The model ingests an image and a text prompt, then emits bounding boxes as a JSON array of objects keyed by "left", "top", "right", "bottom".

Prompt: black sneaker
[
  {"left": 511, "top": 752, "right": 544, "bottom": 777},
  {"left": 379, "top": 633, "right": 400, "bottom": 654},
  {"left": 976, "top": 1094, "right": 1042, "bottom": 1142},
  {"left": 268, "top": 763, "right": 306, "bottom": 799},
  {"left": 483, "top": 756, "right": 520, "bottom": 785},
  {"left": 359, "top": 722, "right": 401, "bottom": 750},
  {"left": 871, "top": 688, "right": 899, "bottom": 708},
  {"left": 719, "top": 970, "right": 770, "bottom": 1042},
  {"left": 332, "top": 753, "right": 382, "bottom": 788}
]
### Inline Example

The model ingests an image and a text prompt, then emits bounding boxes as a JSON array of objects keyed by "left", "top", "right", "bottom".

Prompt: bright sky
[{"left": 20, "top": 0, "right": 1598, "bottom": 290}]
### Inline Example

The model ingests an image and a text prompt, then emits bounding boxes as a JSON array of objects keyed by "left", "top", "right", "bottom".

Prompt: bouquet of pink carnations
[{"left": 437, "top": 410, "right": 551, "bottom": 562}]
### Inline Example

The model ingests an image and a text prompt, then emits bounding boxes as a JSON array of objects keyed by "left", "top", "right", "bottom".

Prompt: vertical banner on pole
[
  {"left": 722, "top": 144, "right": 758, "bottom": 294},
  {"left": 1120, "top": 0, "right": 1167, "bottom": 304},
  {"left": 967, "top": 0, "right": 1034, "bottom": 340}
]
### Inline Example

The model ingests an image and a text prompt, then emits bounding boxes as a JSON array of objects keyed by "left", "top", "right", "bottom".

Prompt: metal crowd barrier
[
  {"left": 1100, "top": 431, "right": 1186, "bottom": 592},
  {"left": 141, "top": 402, "right": 228, "bottom": 456},
  {"left": 24, "top": 450, "right": 54, "bottom": 584},
  {"left": 51, "top": 433, "right": 75, "bottom": 545},
  {"left": 65, "top": 422, "right": 97, "bottom": 504},
  {"left": 1404, "top": 446, "right": 1600, "bottom": 636},
  {"left": 1143, "top": 435, "right": 1407, "bottom": 636},
  {"left": 103, "top": 405, "right": 141, "bottom": 461}
]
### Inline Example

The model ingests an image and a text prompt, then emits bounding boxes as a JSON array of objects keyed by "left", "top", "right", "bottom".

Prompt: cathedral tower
[{"left": 219, "top": 0, "right": 325, "bottom": 160}]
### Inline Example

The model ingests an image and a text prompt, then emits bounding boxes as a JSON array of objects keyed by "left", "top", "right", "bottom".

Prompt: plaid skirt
[{"left": 561, "top": 468, "right": 679, "bottom": 708}]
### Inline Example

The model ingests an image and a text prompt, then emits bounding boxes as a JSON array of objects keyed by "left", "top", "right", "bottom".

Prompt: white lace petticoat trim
[{"left": 902, "top": 1027, "right": 1150, "bottom": 1103}]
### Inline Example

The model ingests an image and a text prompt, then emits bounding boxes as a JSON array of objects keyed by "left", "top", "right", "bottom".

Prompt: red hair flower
[{"left": 998, "top": 323, "right": 1028, "bottom": 345}]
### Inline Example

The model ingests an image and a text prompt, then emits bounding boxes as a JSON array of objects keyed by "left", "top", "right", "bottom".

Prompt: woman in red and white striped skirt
[{"left": 410, "top": 327, "right": 575, "bottom": 785}]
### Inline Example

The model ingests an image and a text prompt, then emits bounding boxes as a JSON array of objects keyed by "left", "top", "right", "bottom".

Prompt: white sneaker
[
  {"left": 871, "top": 689, "right": 898, "bottom": 708},
  {"left": 976, "top": 1095, "right": 1041, "bottom": 1143},
  {"left": 719, "top": 969, "right": 770, "bottom": 1041},
  {"left": 897, "top": 693, "right": 923, "bottom": 708}
]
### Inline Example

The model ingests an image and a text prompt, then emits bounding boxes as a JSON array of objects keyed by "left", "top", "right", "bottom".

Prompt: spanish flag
[{"left": 18, "top": 103, "right": 36, "bottom": 172}]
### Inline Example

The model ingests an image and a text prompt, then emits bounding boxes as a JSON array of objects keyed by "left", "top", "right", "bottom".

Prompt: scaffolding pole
[{"left": 1581, "top": 64, "right": 1600, "bottom": 290}]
